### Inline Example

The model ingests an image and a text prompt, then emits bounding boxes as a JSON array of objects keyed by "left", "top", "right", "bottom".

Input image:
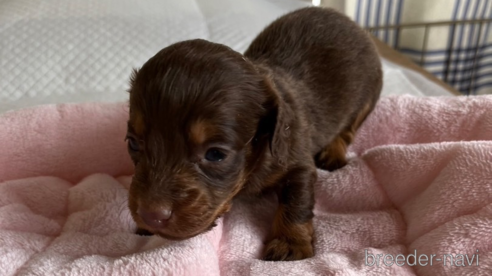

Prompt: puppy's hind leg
[
  {"left": 315, "top": 103, "right": 374, "bottom": 171},
  {"left": 314, "top": 130, "right": 352, "bottom": 171}
]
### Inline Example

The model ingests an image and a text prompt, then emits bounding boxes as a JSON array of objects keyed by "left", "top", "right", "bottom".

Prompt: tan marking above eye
[
  {"left": 189, "top": 119, "right": 214, "bottom": 145},
  {"left": 132, "top": 111, "right": 145, "bottom": 136}
]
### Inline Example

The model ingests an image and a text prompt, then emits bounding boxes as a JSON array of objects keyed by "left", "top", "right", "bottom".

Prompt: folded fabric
[{"left": 1, "top": 95, "right": 491, "bottom": 275}]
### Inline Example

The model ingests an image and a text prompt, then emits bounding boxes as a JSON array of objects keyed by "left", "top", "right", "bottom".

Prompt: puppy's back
[
  {"left": 244, "top": 7, "right": 382, "bottom": 149},
  {"left": 244, "top": 7, "right": 379, "bottom": 83}
]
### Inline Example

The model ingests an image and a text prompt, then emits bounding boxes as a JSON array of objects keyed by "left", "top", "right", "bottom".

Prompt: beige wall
[{"left": 319, "top": 0, "right": 346, "bottom": 13}]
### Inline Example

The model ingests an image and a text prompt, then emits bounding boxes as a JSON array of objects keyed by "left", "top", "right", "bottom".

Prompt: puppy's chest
[{"left": 240, "top": 166, "right": 285, "bottom": 196}]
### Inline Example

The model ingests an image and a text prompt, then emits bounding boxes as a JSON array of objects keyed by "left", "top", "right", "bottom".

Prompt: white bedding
[{"left": 0, "top": 0, "right": 452, "bottom": 114}]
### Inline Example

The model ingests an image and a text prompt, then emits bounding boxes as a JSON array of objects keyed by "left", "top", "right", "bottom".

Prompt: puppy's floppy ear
[{"left": 257, "top": 77, "right": 293, "bottom": 167}]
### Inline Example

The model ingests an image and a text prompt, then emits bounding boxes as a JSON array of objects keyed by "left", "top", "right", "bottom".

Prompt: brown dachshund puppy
[{"left": 126, "top": 7, "right": 382, "bottom": 261}]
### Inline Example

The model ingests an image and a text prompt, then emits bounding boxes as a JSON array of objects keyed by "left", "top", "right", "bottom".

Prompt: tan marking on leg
[
  {"left": 263, "top": 204, "right": 314, "bottom": 261},
  {"left": 316, "top": 102, "right": 375, "bottom": 171}
]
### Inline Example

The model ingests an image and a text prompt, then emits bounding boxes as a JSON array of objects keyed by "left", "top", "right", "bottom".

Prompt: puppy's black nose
[{"left": 138, "top": 207, "right": 172, "bottom": 229}]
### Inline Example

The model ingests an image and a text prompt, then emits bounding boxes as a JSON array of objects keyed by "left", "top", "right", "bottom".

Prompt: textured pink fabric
[{"left": 0, "top": 95, "right": 491, "bottom": 276}]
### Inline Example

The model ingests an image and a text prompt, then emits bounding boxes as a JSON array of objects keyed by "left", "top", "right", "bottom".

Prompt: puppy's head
[{"left": 126, "top": 39, "right": 290, "bottom": 240}]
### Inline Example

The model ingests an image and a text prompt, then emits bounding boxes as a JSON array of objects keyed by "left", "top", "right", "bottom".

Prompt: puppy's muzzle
[{"left": 137, "top": 207, "right": 173, "bottom": 229}]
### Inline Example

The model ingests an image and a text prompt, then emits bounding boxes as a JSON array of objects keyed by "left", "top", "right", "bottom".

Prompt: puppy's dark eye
[
  {"left": 126, "top": 136, "right": 139, "bottom": 152},
  {"left": 205, "top": 148, "right": 226, "bottom": 162}
]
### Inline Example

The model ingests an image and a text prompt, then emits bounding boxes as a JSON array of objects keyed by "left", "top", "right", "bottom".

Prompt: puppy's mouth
[
  {"left": 131, "top": 201, "right": 232, "bottom": 240},
  {"left": 149, "top": 218, "right": 220, "bottom": 241}
]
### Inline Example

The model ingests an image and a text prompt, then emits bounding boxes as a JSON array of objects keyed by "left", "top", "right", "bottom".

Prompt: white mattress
[{"left": 0, "top": 0, "right": 452, "bottom": 114}]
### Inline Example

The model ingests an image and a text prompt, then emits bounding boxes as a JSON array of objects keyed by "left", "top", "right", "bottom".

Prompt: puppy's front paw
[{"left": 262, "top": 237, "right": 313, "bottom": 261}]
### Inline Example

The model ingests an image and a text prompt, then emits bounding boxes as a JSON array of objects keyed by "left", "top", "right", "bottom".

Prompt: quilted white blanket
[
  {"left": 0, "top": 0, "right": 451, "bottom": 114},
  {"left": 0, "top": 0, "right": 307, "bottom": 112}
]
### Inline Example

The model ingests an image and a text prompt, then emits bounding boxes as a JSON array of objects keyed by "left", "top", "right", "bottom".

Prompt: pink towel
[{"left": 1, "top": 95, "right": 491, "bottom": 276}]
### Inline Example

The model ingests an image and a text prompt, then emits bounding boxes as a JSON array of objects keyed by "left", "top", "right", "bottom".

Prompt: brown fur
[
  {"left": 315, "top": 102, "right": 375, "bottom": 171},
  {"left": 126, "top": 7, "right": 382, "bottom": 261}
]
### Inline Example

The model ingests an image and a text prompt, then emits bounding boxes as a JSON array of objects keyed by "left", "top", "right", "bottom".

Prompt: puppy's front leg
[{"left": 263, "top": 166, "right": 316, "bottom": 261}]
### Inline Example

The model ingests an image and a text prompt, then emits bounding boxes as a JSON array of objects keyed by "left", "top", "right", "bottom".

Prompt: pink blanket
[{"left": 1, "top": 95, "right": 491, "bottom": 276}]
